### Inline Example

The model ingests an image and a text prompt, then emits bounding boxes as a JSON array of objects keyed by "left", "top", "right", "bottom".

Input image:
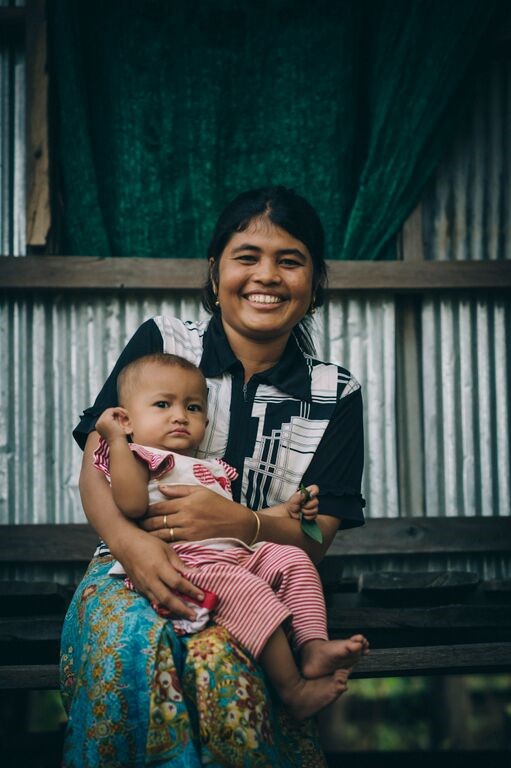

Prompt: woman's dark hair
[{"left": 201, "top": 186, "right": 328, "bottom": 355}]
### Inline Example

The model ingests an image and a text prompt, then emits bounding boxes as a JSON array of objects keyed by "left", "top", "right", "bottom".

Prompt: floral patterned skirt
[{"left": 60, "top": 556, "right": 327, "bottom": 767}]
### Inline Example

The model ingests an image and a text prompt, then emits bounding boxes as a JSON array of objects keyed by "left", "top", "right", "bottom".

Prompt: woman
[{"left": 61, "top": 186, "right": 365, "bottom": 767}]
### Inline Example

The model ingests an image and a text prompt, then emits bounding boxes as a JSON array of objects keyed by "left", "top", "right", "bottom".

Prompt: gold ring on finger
[
  {"left": 163, "top": 515, "right": 168, "bottom": 529},
  {"left": 169, "top": 527, "right": 175, "bottom": 542}
]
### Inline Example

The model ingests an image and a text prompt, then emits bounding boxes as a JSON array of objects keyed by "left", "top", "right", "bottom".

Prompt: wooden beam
[
  {"left": 2, "top": 642, "right": 511, "bottom": 689},
  {"left": 328, "top": 516, "right": 511, "bottom": 557},
  {"left": 0, "top": 7, "right": 26, "bottom": 27},
  {"left": 26, "top": 0, "right": 51, "bottom": 248},
  {"left": 331, "top": 516, "right": 511, "bottom": 556},
  {"left": 1, "top": 257, "right": 511, "bottom": 292},
  {"left": 350, "top": 642, "right": 511, "bottom": 678},
  {"left": 1, "top": 517, "right": 510, "bottom": 563},
  {"left": 0, "top": 524, "right": 98, "bottom": 563}
]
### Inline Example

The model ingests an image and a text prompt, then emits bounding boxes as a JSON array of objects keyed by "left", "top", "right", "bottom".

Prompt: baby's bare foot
[
  {"left": 301, "top": 634, "right": 369, "bottom": 679},
  {"left": 282, "top": 669, "right": 349, "bottom": 721}
]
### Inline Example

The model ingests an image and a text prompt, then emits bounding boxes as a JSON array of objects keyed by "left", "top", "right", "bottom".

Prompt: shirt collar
[{"left": 200, "top": 314, "right": 312, "bottom": 401}]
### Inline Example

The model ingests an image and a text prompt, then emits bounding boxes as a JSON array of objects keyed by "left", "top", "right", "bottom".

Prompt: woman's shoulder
[
  {"left": 303, "top": 351, "right": 361, "bottom": 400},
  {"left": 152, "top": 315, "right": 210, "bottom": 365}
]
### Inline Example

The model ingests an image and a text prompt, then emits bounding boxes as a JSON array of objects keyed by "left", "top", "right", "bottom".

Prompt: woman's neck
[{"left": 222, "top": 323, "right": 290, "bottom": 382}]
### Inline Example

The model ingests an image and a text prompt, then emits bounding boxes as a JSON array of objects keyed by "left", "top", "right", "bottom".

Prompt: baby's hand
[
  {"left": 286, "top": 484, "right": 319, "bottom": 520},
  {"left": 95, "top": 407, "right": 131, "bottom": 443}
]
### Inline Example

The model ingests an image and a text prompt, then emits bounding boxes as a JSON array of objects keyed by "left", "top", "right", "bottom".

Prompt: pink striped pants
[{"left": 173, "top": 541, "right": 328, "bottom": 659}]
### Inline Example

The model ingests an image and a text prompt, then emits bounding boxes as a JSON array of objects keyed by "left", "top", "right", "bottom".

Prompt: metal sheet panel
[
  {"left": 422, "top": 296, "right": 510, "bottom": 518},
  {"left": 317, "top": 296, "right": 399, "bottom": 520},
  {"left": 0, "top": 32, "right": 25, "bottom": 256},
  {"left": 423, "top": 58, "right": 510, "bottom": 261}
]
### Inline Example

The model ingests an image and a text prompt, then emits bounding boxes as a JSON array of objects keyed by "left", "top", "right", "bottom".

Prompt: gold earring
[{"left": 215, "top": 299, "right": 220, "bottom": 307}]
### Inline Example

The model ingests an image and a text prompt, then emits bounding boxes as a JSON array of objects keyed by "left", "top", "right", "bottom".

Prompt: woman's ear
[{"left": 209, "top": 258, "right": 218, "bottom": 295}]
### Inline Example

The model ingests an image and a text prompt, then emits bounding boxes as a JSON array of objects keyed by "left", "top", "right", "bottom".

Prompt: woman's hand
[
  {"left": 114, "top": 527, "right": 205, "bottom": 620},
  {"left": 141, "top": 485, "right": 256, "bottom": 544}
]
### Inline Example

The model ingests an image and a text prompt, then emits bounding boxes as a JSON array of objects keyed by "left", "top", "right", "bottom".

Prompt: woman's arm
[
  {"left": 143, "top": 485, "right": 339, "bottom": 563},
  {"left": 79, "top": 432, "right": 206, "bottom": 619}
]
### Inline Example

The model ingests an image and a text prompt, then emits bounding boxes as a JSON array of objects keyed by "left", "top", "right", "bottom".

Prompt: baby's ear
[{"left": 116, "top": 408, "right": 133, "bottom": 435}]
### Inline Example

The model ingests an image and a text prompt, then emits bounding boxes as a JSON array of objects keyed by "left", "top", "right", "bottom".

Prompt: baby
[{"left": 95, "top": 352, "right": 368, "bottom": 720}]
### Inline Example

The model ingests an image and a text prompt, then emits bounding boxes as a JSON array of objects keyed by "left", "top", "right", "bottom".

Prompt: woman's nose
[{"left": 254, "top": 258, "right": 281, "bottom": 284}]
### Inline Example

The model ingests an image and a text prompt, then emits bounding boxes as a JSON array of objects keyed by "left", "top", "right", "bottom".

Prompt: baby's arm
[
  {"left": 96, "top": 407, "right": 150, "bottom": 518},
  {"left": 262, "top": 484, "right": 319, "bottom": 520}
]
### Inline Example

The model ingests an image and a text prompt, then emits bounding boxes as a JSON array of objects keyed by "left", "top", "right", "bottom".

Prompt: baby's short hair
[{"left": 117, "top": 353, "right": 207, "bottom": 405}]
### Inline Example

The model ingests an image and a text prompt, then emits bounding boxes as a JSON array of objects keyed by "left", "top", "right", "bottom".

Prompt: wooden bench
[{"left": 0, "top": 517, "right": 510, "bottom": 689}]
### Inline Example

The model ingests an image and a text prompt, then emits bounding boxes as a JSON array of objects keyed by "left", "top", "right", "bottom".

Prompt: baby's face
[{"left": 123, "top": 363, "right": 207, "bottom": 454}]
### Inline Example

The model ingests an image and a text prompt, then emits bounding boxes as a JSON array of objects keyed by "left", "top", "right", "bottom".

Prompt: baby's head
[{"left": 117, "top": 353, "right": 208, "bottom": 455}]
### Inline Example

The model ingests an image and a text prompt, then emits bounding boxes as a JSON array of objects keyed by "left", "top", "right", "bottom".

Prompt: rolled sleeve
[{"left": 301, "top": 388, "right": 365, "bottom": 528}]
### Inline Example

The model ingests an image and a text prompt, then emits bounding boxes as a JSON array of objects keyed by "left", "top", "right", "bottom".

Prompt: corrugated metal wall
[
  {"left": 418, "top": 55, "right": 511, "bottom": 521},
  {"left": 423, "top": 58, "right": 510, "bottom": 262},
  {"left": 0, "top": 5, "right": 25, "bottom": 256}
]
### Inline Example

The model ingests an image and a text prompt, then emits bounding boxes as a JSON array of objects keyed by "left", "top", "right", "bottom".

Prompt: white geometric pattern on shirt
[{"left": 154, "top": 315, "right": 360, "bottom": 511}]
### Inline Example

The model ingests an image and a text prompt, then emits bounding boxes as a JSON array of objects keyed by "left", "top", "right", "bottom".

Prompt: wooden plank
[
  {"left": 327, "top": 603, "right": 511, "bottom": 631},
  {"left": 0, "top": 664, "right": 59, "bottom": 690},
  {"left": 359, "top": 571, "right": 480, "bottom": 593},
  {"left": 0, "top": 616, "right": 63, "bottom": 642},
  {"left": 0, "top": 524, "right": 98, "bottom": 563},
  {"left": 26, "top": 0, "right": 51, "bottom": 248},
  {"left": 2, "top": 642, "right": 511, "bottom": 689},
  {"left": 350, "top": 642, "right": 511, "bottom": 678},
  {"left": 1, "top": 257, "right": 511, "bottom": 292},
  {"left": 1, "top": 517, "right": 509, "bottom": 563},
  {"left": 0, "top": 7, "right": 26, "bottom": 27},
  {"left": 331, "top": 516, "right": 511, "bottom": 556}
]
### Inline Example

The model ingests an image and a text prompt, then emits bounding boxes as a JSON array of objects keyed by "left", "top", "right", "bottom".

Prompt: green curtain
[{"left": 51, "top": 0, "right": 501, "bottom": 260}]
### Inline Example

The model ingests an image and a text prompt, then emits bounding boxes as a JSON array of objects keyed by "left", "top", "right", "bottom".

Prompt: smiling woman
[{"left": 62, "top": 186, "right": 365, "bottom": 767}]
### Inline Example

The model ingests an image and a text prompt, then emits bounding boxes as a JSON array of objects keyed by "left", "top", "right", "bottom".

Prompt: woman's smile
[{"left": 244, "top": 293, "right": 285, "bottom": 305}]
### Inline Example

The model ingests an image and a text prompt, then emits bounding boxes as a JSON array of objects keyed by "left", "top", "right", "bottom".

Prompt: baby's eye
[
  {"left": 154, "top": 401, "right": 169, "bottom": 409},
  {"left": 187, "top": 403, "right": 203, "bottom": 412}
]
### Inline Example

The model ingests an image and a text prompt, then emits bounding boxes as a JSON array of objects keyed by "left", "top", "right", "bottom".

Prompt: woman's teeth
[{"left": 246, "top": 294, "right": 283, "bottom": 304}]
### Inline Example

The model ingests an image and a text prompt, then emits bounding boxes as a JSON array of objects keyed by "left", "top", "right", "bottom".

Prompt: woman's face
[{"left": 213, "top": 218, "right": 314, "bottom": 345}]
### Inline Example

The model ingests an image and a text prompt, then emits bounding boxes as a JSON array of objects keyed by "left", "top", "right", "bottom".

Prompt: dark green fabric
[{"left": 51, "top": 0, "right": 501, "bottom": 259}]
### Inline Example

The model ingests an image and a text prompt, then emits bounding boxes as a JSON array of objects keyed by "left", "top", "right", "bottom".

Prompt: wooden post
[
  {"left": 396, "top": 203, "right": 425, "bottom": 515},
  {"left": 26, "top": 0, "right": 50, "bottom": 250}
]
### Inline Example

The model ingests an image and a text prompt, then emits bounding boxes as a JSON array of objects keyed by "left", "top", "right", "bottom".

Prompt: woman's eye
[
  {"left": 280, "top": 258, "right": 301, "bottom": 267},
  {"left": 235, "top": 254, "right": 257, "bottom": 263},
  {"left": 155, "top": 401, "right": 169, "bottom": 408}
]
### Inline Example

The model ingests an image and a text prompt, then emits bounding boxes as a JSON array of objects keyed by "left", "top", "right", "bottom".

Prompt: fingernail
[{"left": 197, "top": 593, "right": 204, "bottom": 601}]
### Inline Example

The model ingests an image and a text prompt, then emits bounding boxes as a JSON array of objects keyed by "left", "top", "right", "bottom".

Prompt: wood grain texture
[
  {"left": 1, "top": 257, "right": 511, "bottom": 292},
  {"left": 331, "top": 516, "right": 511, "bottom": 556},
  {"left": 26, "top": 0, "right": 51, "bottom": 247}
]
